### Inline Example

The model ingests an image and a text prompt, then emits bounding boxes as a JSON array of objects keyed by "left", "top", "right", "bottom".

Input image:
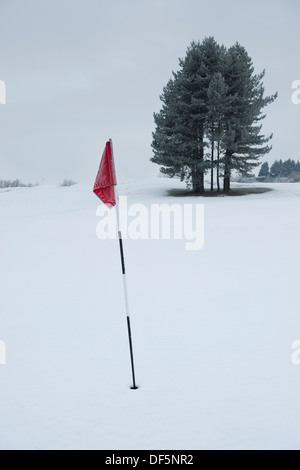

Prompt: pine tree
[
  {"left": 151, "top": 38, "right": 225, "bottom": 193},
  {"left": 291, "top": 160, "right": 300, "bottom": 182},
  {"left": 270, "top": 159, "right": 283, "bottom": 178},
  {"left": 222, "top": 43, "right": 277, "bottom": 191},
  {"left": 282, "top": 159, "right": 296, "bottom": 177},
  {"left": 258, "top": 162, "right": 270, "bottom": 180}
]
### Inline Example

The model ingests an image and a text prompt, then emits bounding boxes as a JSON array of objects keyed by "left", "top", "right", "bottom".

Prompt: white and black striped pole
[{"left": 111, "top": 140, "right": 138, "bottom": 390}]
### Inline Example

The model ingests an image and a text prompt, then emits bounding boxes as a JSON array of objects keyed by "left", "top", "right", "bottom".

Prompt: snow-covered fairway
[{"left": 1, "top": 178, "right": 300, "bottom": 450}]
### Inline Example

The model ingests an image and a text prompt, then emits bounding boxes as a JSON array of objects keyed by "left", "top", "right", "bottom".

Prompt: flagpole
[{"left": 110, "top": 140, "right": 138, "bottom": 390}]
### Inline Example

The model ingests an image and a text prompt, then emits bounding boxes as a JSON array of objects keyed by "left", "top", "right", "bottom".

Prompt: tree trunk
[
  {"left": 192, "top": 170, "right": 204, "bottom": 193},
  {"left": 211, "top": 126, "right": 214, "bottom": 192},
  {"left": 216, "top": 138, "right": 220, "bottom": 192},
  {"left": 223, "top": 150, "right": 232, "bottom": 191},
  {"left": 192, "top": 125, "right": 205, "bottom": 194}
]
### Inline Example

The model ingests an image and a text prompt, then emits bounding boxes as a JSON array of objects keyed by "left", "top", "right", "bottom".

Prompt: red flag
[{"left": 93, "top": 140, "right": 117, "bottom": 208}]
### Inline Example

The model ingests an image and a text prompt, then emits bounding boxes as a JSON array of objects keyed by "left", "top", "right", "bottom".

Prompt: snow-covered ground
[{"left": 1, "top": 178, "right": 300, "bottom": 450}]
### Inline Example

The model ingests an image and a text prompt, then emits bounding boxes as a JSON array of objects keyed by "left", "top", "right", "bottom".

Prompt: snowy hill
[{"left": 1, "top": 178, "right": 300, "bottom": 450}]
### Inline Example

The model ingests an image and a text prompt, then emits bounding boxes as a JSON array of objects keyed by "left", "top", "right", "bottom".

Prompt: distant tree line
[
  {"left": 0, "top": 179, "right": 36, "bottom": 188},
  {"left": 151, "top": 37, "right": 277, "bottom": 193},
  {"left": 0, "top": 179, "right": 77, "bottom": 188},
  {"left": 258, "top": 159, "right": 300, "bottom": 182},
  {"left": 60, "top": 179, "right": 77, "bottom": 187}
]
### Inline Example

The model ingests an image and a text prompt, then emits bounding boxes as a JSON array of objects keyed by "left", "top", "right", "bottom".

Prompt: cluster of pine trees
[
  {"left": 258, "top": 159, "right": 300, "bottom": 182},
  {"left": 151, "top": 37, "right": 277, "bottom": 192}
]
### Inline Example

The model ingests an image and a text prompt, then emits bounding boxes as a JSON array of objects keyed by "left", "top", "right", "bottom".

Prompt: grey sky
[{"left": 0, "top": 0, "right": 299, "bottom": 184}]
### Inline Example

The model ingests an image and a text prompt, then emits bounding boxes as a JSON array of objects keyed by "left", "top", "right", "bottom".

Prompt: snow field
[{"left": 0, "top": 179, "right": 300, "bottom": 449}]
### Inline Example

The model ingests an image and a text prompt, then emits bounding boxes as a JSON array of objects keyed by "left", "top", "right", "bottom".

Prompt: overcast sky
[{"left": 0, "top": 0, "right": 299, "bottom": 184}]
